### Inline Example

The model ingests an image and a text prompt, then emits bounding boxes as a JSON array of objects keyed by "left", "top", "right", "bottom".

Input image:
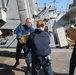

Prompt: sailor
[
  {"left": 69, "top": 24, "right": 76, "bottom": 75},
  {"left": 13, "top": 18, "right": 35, "bottom": 74},
  {"left": 26, "top": 20, "right": 54, "bottom": 75}
]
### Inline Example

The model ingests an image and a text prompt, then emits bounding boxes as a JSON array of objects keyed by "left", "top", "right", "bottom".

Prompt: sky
[{"left": 36, "top": 0, "right": 73, "bottom": 12}]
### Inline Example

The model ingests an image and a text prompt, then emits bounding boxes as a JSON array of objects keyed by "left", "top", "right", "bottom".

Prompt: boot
[
  {"left": 12, "top": 61, "right": 19, "bottom": 69},
  {"left": 26, "top": 64, "right": 31, "bottom": 75}
]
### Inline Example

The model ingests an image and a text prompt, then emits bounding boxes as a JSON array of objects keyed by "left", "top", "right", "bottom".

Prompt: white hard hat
[{"left": 0, "top": 30, "right": 3, "bottom": 35}]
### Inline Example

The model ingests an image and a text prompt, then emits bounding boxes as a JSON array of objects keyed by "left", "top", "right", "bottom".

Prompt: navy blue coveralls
[{"left": 26, "top": 29, "right": 54, "bottom": 75}]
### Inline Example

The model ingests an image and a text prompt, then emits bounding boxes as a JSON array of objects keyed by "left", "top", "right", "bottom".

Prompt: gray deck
[{"left": 0, "top": 48, "right": 76, "bottom": 75}]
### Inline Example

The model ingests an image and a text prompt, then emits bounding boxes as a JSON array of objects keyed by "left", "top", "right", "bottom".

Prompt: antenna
[
  {"left": 44, "top": 3, "right": 46, "bottom": 9},
  {"left": 66, "top": 0, "right": 69, "bottom": 12},
  {"left": 54, "top": 0, "right": 56, "bottom": 8},
  {"left": 50, "top": 0, "right": 58, "bottom": 8}
]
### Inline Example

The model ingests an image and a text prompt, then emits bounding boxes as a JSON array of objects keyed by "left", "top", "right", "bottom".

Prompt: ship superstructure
[{"left": 0, "top": 0, "right": 76, "bottom": 48}]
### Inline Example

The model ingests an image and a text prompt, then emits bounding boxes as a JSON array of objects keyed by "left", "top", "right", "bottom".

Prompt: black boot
[
  {"left": 12, "top": 61, "right": 19, "bottom": 69},
  {"left": 26, "top": 64, "right": 31, "bottom": 75}
]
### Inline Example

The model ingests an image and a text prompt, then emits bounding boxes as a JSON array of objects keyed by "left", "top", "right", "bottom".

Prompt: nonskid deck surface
[{"left": 0, "top": 48, "right": 76, "bottom": 75}]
